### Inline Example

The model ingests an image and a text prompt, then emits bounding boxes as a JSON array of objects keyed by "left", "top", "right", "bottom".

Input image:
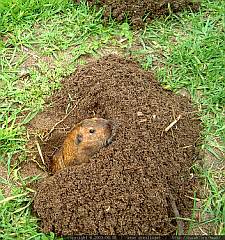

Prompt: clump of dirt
[
  {"left": 76, "top": 0, "right": 200, "bottom": 27},
  {"left": 31, "top": 55, "right": 201, "bottom": 235}
]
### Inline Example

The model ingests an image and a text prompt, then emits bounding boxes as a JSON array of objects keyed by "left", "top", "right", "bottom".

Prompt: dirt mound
[
  {"left": 77, "top": 0, "right": 200, "bottom": 27},
  {"left": 31, "top": 55, "right": 201, "bottom": 235}
]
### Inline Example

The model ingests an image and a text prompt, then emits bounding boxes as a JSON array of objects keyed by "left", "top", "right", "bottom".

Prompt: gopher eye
[{"left": 89, "top": 129, "right": 96, "bottom": 134}]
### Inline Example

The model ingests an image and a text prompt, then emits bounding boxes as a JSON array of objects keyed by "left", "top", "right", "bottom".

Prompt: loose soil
[
  {"left": 76, "top": 0, "right": 200, "bottom": 27},
  {"left": 31, "top": 55, "right": 201, "bottom": 235}
]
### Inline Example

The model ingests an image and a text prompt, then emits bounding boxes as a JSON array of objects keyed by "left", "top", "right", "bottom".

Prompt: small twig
[
  {"left": 165, "top": 114, "right": 182, "bottom": 132},
  {"left": 35, "top": 141, "right": 46, "bottom": 167},
  {"left": 198, "top": 226, "right": 208, "bottom": 235},
  {"left": 185, "top": 195, "right": 201, "bottom": 201},
  {"left": 31, "top": 159, "right": 47, "bottom": 172},
  {"left": 43, "top": 101, "right": 79, "bottom": 141},
  {"left": 169, "top": 192, "right": 185, "bottom": 235},
  {"left": 182, "top": 145, "right": 193, "bottom": 149}
]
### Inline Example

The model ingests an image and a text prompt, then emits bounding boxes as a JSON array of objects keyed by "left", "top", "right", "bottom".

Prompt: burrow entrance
[{"left": 29, "top": 55, "right": 201, "bottom": 235}]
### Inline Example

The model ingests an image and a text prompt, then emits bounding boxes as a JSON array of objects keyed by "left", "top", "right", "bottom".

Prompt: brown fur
[{"left": 50, "top": 118, "right": 116, "bottom": 173}]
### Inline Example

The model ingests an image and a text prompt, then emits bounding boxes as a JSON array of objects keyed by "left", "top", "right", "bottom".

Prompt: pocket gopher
[{"left": 50, "top": 118, "right": 116, "bottom": 173}]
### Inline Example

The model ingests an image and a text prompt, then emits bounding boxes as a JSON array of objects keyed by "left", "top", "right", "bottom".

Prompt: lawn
[{"left": 0, "top": 0, "right": 224, "bottom": 238}]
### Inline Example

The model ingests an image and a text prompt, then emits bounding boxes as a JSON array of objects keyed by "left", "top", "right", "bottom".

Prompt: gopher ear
[{"left": 75, "top": 134, "right": 83, "bottom": 145}]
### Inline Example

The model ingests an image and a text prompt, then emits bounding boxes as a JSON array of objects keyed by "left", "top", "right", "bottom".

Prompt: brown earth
[
  {"left": 31, "top": 55, "right": 201, "bottom": 235},
  {"left": 76, "top": 0, "right": 200, "bottom": 27}
]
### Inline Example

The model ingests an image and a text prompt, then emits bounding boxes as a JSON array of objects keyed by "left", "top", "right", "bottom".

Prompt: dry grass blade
[
  {"left": 165, "top": 114, "right": 182, "bottom": 132},
  {"left": 0, "top": 193, "right": 28, "bottom": 204},
  {"left": 43, "top": 101, "right": 80, "bottom": 141},
  {"left": 36, "top": 141, "right": 46, "bottom": 167}
]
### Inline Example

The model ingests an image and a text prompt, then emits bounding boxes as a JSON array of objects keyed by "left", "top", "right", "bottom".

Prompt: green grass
[
  {"left": 0, "top": 186, "right": 57, "bottom": 240},
  {"left": 0, "top": 0, "right": 224, "bottom": 237}
]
